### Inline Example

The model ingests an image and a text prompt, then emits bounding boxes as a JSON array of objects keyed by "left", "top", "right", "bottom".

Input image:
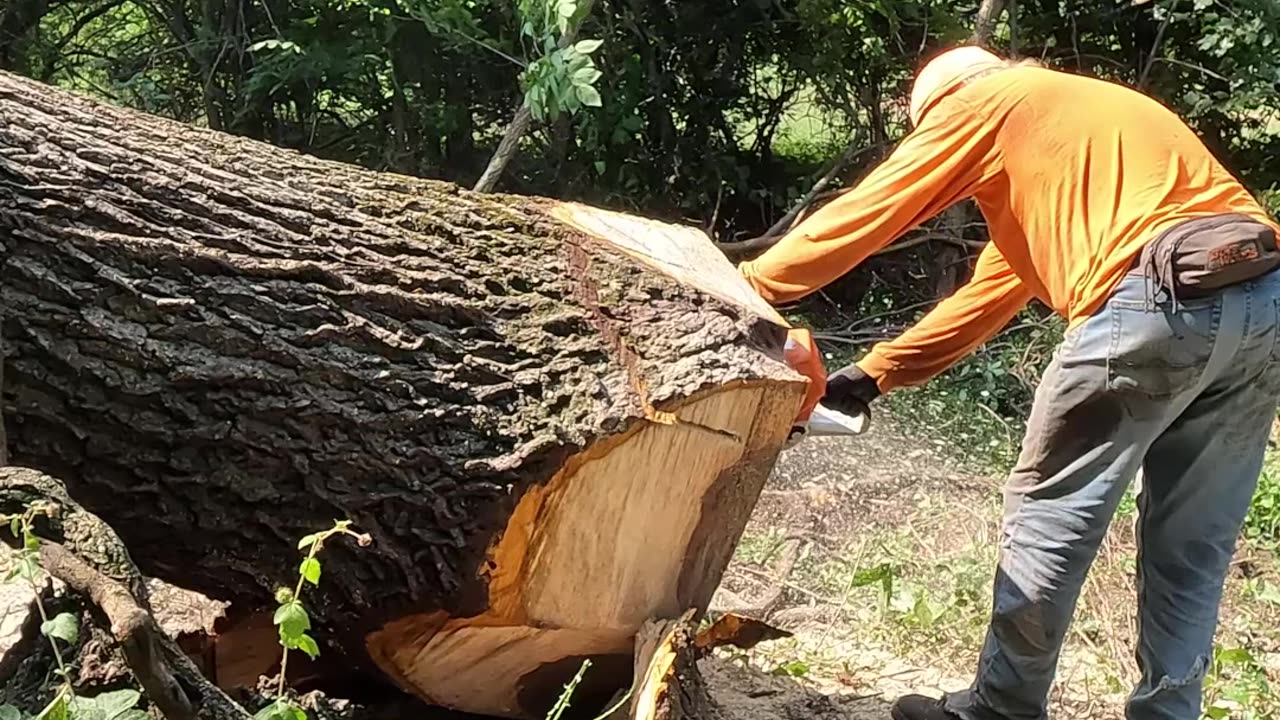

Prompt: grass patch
[{"left": 1247, "top": 453, "right": 1280, "bottom": 547}]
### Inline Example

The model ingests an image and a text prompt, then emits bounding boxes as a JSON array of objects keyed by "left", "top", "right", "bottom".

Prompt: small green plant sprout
[
  {"left": 545, "top": 659, "right": 589, "bottom": 720},
  {"left": 255, "top": 521, "right": 372, "bottom": 720},
  {"left": 772, "top": 659, "right": 811, "bottom": 678},
  {"left": 0, "top": 502, "right": 148, "bottom": 720},
  {"left": 541, "top": 659, "right": 634, "bottom": 720}
]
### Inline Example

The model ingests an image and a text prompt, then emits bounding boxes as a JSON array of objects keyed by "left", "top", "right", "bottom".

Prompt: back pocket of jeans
[{"left": 1107, "top": 301, "right": 1216, "bottom": 400}]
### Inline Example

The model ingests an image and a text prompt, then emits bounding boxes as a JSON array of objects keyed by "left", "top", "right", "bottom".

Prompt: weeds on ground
[
  {"left": 796, "top": 298, "right": 1063, "bottom": 472},
  {"left": 1245, "top": 455, "right": 1280, "bottom": 546},
  {"left": 0, "top": 502, "right": 150, "bottom": 720},
  {"left": 0, "top": 505, "right": 631, "bottom": 720},
  {"left": 1204, "top": 645, "right": 1277, "bottom": 720},
  {"left": 0, "top": 507, "right": 373, "bottom": 720}
]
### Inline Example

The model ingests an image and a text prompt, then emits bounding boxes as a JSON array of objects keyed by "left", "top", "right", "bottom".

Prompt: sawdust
[{"left": 758, "top": 412, "right": 991, "bottom": 539}]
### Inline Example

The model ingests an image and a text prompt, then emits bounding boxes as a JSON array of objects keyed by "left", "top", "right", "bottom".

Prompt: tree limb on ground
[
  {"left": 0, "top": 466, "right": 250, "bottom": 720},
  {"left": 715, "top": 139, "right": 880, "bottom": 261}
]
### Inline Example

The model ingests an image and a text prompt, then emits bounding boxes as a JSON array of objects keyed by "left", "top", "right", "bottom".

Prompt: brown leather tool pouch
[{"left": 1139, "top": 213, "right": 1280, "bottom": 298}]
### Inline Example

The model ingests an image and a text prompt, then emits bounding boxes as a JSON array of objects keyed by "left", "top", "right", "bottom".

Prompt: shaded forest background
[{"left": 2, "top": 0, "right": 1278, "bottom": 427}]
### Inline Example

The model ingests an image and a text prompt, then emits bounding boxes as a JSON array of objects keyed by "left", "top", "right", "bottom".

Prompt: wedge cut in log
[{"left": 0, "top": 71, "right": 806, "bottom": 717}]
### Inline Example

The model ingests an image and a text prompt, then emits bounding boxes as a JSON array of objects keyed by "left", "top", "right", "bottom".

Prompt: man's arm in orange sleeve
[
  {"left": 739, "top": 95, "right": 1002, "bottom": 305},
  {"left": 855, "top": 242, "right": 1034, "bottom": 393}
]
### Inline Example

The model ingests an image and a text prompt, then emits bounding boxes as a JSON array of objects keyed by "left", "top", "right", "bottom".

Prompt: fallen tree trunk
[{"left": 0, "top": 70, "right": 805, "bottom": 717}]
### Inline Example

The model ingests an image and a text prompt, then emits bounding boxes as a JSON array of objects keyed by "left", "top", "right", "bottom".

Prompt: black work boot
[{"left": 890, "top": 694, "right": 961, "bottom": 720}]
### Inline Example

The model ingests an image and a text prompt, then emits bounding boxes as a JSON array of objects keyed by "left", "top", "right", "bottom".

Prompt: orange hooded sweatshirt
[{"left": 739, "top": 65, "right": 1279, "bottom": 394}]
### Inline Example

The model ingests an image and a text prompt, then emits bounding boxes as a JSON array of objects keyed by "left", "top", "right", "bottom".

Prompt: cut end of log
[
  {"left": 548, "top": 204, "right": 787, "bottom": 327},
  {"left": 356, "top": 193, "right": 804, "bottom": 718},
  {"left": 366, "top": 381, "right": 798, "bottom": 718}
]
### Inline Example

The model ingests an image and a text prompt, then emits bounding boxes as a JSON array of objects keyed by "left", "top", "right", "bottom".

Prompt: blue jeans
[{"left": 944, "top": 269, "right": 1280, "bottom": 720}]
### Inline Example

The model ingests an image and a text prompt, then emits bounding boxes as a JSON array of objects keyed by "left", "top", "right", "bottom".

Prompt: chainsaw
[{"left": 785, "top": 402, "right": 868, "bottom": 448}]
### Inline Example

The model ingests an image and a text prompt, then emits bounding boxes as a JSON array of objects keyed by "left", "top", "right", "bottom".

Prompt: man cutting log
[{"left": 751, "top": 46, "right": 1280, "bottom": 720}]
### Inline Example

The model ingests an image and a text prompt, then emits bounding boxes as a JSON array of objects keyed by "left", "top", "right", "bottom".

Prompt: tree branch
[
  {"left": 473, "top": 0, "right": 597, "bottom": 193},
  {"left": 0, "top": 467, "right": 250, "bottom": 720},
  {"left": 39, "top": 541, "right": 201, "bottom": 720},
  {"left": 972, "top": 0, "right": 1007, "bottom": 46},
  {"left": 716, "top": 138, "right": 879, "bottom": 261},
  {"left": 1138, "top": 0, "right": 1179, "bottom": 90}
]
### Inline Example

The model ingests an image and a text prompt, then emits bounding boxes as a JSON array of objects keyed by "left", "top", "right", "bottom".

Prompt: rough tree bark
[{"left": 0, "top": 70, "right": 805, "bottom": 718}]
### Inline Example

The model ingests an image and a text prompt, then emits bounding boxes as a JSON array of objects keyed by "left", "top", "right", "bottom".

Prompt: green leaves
[
  {"left": 509, "top": 0, "right": 606, "bottom": 121},
  {"left": 516, "top": 0, "right": 581, "bottom": 40},
  {"left": 521, "top": 38, "right": 606, "bottom": 121},
  {"left": 271, "top": 523, "right": 367, "bottom": 702},
  {"left": 572, "top": 66, "right": 602, "bottom": 85},
  {"left": 848, "top": 562, "right": 897, "bottom": 605},
  {"left": 69, "top": 690, "right": 147, "bottom": 720},
  {"left": 274, "top": 601, "right": 310, "bottom": 639},
  {"left": 253, "top": 699, "right": 307, "bottom": 720},
  {"left": 1218, "top": 647, "right": 1257, "bottom": 666},
  {"left": 294, "top": 634, "right": 321, "bottom": 660},
  {"left": 247, "top": 39, "right": 303, "bottom": 55},
  {"left": 41, "top": 613, "right": 80, "bottom": 647},
  {"left": 772, "top": 660, "right": 810, "bottom": 678},
  {"left": 274, "top": 599, "right": 320, "bottom": 659},
  {"left": 299, "top": 558, "right": 321, "bottom": 586},
  {"left": 552, "top": 0, "right": 579, "bottom": 35},
  {"left": 5, "top": 551, "right": 40, "bottom": 582},
  {"left": 34, "top": 693, "right": 67, "bottom": 720},
  {"left": 575, "top": 86, "right": 602, "bottom": 108},
  {"left": 5, "top": 512, "right": 43, "bottom": 583},
  {"left": 0, "top": 705, "right": 21, "bottom": 720}
]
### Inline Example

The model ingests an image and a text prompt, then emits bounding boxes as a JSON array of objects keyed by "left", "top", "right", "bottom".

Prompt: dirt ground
[{"left": 699, "top": 412, "right": 989, "bottom": 720}]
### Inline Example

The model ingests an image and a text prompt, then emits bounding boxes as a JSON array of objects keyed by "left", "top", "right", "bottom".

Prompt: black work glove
[{"left": 823, "top": 363, "right": 881, "bottom": 421}]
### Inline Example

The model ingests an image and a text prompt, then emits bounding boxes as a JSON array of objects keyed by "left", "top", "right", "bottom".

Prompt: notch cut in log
[{"left": 0, "top": 70, "right": 806, "bottom": 717}]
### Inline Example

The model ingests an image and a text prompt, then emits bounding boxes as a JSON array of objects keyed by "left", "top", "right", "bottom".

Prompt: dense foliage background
[{"left": 2, "top": 0, "right": 1278, "bottom": 425}]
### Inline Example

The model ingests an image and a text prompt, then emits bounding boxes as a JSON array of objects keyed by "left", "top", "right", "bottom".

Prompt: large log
[{"left": 0, "top": 71, "right": 805, "bottom": 717}]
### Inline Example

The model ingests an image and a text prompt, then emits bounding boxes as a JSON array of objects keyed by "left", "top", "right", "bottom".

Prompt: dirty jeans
[{"left": 944, "top": 269, "right": 1280, "bottom": 720}]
